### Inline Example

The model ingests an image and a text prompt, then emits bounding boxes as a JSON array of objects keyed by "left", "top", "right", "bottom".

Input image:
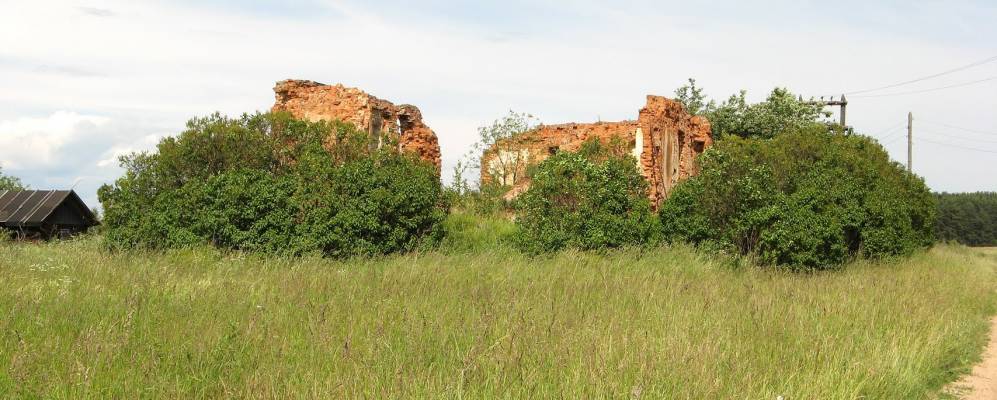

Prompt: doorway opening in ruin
[{"left": 370, "top": 112, "right": 383, "bottom": 151}]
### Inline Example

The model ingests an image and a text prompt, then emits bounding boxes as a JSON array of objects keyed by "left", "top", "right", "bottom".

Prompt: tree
[
  {"left": 453, "top": 110, "right": 540, "bottom": 191},
  {"left": 674, "top": 78, "right": 714, "bottom": 116},
  {"left": 935, "top": 192, "right": 997, "bottom": 246},
  {"left": 446, "top": 111, "right": 540, "bottom": 214},
  {"left": 675, "top": 79, "right": 832, "bottom": 139},
  {"left": 0, "top": 167, "right": 26, "bottom": 191},
  {"left": 660, "top": 126, "right": 935, "bottom": 268}
]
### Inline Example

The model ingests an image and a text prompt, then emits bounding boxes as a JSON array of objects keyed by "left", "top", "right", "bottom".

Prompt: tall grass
[{"left": 1, "top": 230, "right": 995, "bottom": 398}]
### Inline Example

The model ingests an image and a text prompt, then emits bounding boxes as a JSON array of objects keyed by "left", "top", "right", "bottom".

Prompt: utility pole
[
  {"left": 907, "top": 112, "right": 913, "bottom": 172},
  {"left": 839, "top": 95, "right": 847, "bottom": 127},
  {"left": 804, "top": 94, "right": 849, "bottom": 132},
  {"left": 824, "top": 95, "right": 848, "bottom": 127}
]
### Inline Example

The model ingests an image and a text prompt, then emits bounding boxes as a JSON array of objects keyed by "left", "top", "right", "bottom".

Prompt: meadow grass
[{"left": 1, "top": 220, "right": 996, "bottom": 399}]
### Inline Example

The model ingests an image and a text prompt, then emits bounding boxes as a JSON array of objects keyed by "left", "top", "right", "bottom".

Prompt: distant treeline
[{"left": 935, "top": 192, "right": 997, "bottom": 246}]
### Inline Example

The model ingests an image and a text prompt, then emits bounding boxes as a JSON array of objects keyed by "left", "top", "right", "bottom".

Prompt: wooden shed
[{"left": 0, "top": 190, "right": 99, "bottom": 240}]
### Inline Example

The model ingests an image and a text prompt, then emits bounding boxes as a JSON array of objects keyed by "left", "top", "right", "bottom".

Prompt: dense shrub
[
  {"left": 660, "top": 127, "right": 935, "bottom": 268},
  {"left": 515, "top": 140, "right": 659, "bottom": 253},
  {"left": 935, "top": 192, "right": 997, "bottom": 246},
  {"left": 99, "top": 112, "right": 446, "bottom": 257}
]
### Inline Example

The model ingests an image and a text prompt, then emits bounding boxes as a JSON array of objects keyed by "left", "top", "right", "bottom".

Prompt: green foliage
[
  {"left": 446, "top": 110, "right": 539, "bottom": 217},
  {"left": 446, "top": 182, "right": 514, "bottom": 216},
  {"left": 99, "top": 112, "right": 446, "bottom": 257},
  {"left": 674, "top": 79, "right": 832, "bottom": 139},
  {"left": 472, "top": 110, "right": 540, "bottom": 165},
  {"left": 660, "top": 127, "right": 936, "bottom": 268},
  {"left": 708, "top": 88, "right": 831, "bottom": 139},
  {"left": 673, "top": 78, "right": 714, "bottom": 116},
  {"left": 457, "top": 110, "right": 540, "bottom": 191},
  {"left": 515, "top": 139, "right": 660, "bottom": 253},
  {"left": 935, "top": 192, "right": 997, "bottom": 246},
  {"left": 0, "top": 166, "right": 26, "bottom": 191}
]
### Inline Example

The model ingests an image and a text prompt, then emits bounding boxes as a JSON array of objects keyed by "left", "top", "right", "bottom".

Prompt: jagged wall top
[{"left": 272, "top": 79, "right": 442, "bottom": 174}]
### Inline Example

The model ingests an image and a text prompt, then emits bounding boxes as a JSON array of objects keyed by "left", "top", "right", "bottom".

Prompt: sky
[{"left": 1, "top": 0, "right": 995, "bottom": 208}]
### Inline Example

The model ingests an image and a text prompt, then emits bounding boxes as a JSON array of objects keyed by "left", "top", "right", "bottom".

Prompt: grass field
[{"left": 2, "top": 218, "right": 996, "bottom": 398}]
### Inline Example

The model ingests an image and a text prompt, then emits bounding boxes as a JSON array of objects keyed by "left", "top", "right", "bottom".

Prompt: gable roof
[{"left": 0, "top": 190, "right": 98, "bottom": 227}]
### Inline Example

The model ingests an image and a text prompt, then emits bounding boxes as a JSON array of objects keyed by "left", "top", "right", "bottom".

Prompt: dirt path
[{"left": 950, "top": 316, "right": 997, "bottom": 399}]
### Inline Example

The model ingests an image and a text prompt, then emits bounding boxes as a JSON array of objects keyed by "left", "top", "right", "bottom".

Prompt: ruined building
[
  {"left": 481, "top": 96, "right": 712, "bottom": 207},
  {"left": 272, "top": 79, "right": 442, "bottom": 174}
]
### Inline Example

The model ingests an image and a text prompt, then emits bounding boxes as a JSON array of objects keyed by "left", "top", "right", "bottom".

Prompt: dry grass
[{"left": 1, "top": 233, "right": 995, "bottom": 398}]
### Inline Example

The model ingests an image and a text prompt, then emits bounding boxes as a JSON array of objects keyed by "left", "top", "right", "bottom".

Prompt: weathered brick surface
[
  {"left": 272, "top": 80, "right": 442, "bottom": 174},
  {"left": 481, "top": 95, "right": 712, "bottom": 207}
]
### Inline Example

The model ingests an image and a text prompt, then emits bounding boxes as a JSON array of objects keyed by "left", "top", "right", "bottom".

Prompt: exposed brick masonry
[
  {"left": 271, "top": 79, "right": 442, "bottom": 174},
  {"left": 481, "top": 96, "right": 712, "bottom": 207}
]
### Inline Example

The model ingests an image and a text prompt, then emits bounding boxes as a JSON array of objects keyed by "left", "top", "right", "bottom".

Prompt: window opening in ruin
[{"left": 548, "top": 146, "right": 558, "bottom": 155}]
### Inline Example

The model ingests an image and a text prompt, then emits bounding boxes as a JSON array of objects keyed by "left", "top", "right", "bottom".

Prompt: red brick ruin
[
  {"left": 271, "top": 81, "right": 712, "bottom": 204},
  {"left": 481, "top": 96, "right": 713, "bottom": 207},
  {"left": 271, "top": 80, "right": 442, "bottom": 174}
]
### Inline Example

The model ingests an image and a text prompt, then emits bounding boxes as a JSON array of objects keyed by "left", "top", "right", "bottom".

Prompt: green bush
[
  {"left": 99, "top": 112, "right": 446, "bottom": 257},
  {"left": 660, "top": 127, "right": 935, "bottom": 268},
  {"left": 515, "top": 140, "right": 660, "bottom": 253}
]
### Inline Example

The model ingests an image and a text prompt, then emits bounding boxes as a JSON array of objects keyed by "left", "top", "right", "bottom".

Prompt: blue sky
[{"left": 1, "top": 0, "right": 995, "bottom": 208}]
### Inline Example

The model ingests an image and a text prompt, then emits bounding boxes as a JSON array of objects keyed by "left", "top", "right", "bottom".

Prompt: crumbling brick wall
[
  {"left": 272, "top": 80, "right": 442, "bottom": 174},
  {"left": 481, "top": 95, "right": 712, "bottom": 207}
]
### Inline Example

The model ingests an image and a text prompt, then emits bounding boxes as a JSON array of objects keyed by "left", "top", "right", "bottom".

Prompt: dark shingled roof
[{"left": 0, "top": 190, "right": 97, "bottom": 227}]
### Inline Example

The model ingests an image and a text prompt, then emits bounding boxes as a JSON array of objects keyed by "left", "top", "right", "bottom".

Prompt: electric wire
[
  {"left": 920, "top": 120, "right": 997, "bottom": 136},
  {"left": 879, "top": 130, "right": 903, "bottom": 140},
  {"left": 881, "top": 135, "right": 906, "bottom": 145},
  {"left": 916, "top": 137, "right": 997, "bottom": 154},
  {"left": 871, "top": 121, "right": 905, "bottom": 138},
  {"left": 845, "top": 54, "right": 997, "bottom": 95},
  {"left": 919, "top": 129, "right": 997, "bottom": 144},
  {"left": 850, "top": 75, "right": 997, "bottom": 98}
]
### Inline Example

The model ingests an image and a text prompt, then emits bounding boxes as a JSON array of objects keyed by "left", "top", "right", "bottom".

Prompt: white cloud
[
  {"left": 0, "top": 111, "right": 168, "bottom": 207},
  {"left": 0, "top": 0, "right": 995, "bottom": 200},
  {"left": 0, "top": 112, "right": 110, "bottom": 169}
]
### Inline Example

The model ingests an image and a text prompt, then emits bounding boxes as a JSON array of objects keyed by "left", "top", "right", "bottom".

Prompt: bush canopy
[
  {"left": 514, "top": 139, "right": 660, "bottom": 253},
  {"left": 659, "top": 126, "right": 936, "bottom": 268},
  {"left": 98, "top": 113, "right": 446, "bottom": 257}
]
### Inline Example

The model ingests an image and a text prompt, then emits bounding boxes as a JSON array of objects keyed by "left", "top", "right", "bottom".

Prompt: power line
[
  {"left": 868, "top": 122, "right": 906, "bottom": 142},
  {"left": 917, "top": 137, "right": 997, "bottom": 154},
  {"left": 920, "top": 129, "right": 997, "bottom": 144},
  {"left": 920, "top": 120, "right": 997, "bottom": 136},
  {"left": 845, "top": 54, "right": 997, "bottom": 95},
  {"left": 850, "top": 75, "right": 997, "bottom": 98},
  {"left": 879, "top": 129, "right": 906, "bottom": 143},
  {"left": 871, "top": 120, "right": 906, "bottom": 138},
  {"left": 881, "top": 135, "right": 906, "bottom": 145}
]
